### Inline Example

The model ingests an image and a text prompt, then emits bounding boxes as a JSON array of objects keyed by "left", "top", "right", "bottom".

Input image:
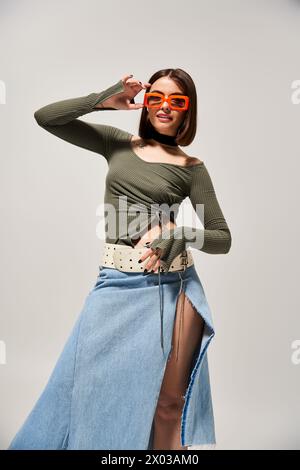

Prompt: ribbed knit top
[{"left": 34, "top": 79, "right": 232, "bottom": 272}]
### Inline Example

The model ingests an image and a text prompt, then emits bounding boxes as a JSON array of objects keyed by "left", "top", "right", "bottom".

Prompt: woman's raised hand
[{"left": 97, "top": 74, "right": 152, "bottom": 110}]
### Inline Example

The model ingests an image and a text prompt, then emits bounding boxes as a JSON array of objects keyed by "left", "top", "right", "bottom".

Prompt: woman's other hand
[{"left": 138, "top": 247, "right": 163, "bottom": 274}]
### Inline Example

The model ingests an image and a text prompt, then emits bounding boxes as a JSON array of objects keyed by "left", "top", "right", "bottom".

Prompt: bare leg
[{"left": 153, "top": 290, "right": 205, "bottom": 450}]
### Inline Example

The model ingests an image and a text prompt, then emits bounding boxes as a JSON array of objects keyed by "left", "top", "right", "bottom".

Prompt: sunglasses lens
[
  {"left": 170, "top": 97, "right": 187, "bottom": 109},
  {"left": 147, "top": 95, "right": 162, "bottom": 106}
]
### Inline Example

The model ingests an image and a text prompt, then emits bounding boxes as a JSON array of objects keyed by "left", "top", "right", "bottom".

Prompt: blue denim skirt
[{"left": 8, "top": 262, "right": 216, "bottom": 450}]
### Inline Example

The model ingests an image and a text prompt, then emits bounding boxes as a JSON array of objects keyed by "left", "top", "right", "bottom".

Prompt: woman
[{"left": 8, "top": 69, "right": 232, "bottom": 450}]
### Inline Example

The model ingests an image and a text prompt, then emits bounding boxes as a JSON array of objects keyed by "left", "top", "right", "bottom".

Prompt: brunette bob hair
[{"left": 138, "top": 68, "right": 197, "bottom": 147}]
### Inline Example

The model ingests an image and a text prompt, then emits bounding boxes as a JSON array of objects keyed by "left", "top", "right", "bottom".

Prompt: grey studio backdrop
[{"left": 0, "top": 0, "right": 299, "bottom": 450}]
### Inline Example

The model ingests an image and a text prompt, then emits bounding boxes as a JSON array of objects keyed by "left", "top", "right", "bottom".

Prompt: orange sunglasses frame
[{"left": 143, "top": 92, "right": 190, "bottom": 111}]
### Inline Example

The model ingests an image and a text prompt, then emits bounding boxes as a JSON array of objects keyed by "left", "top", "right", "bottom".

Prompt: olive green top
[{"left": 34, "top": 79, "right": 232, "bottom": 272}]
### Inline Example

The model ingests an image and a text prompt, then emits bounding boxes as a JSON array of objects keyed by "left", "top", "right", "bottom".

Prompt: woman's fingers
[
  {"left": 144, "top": 254, "right": 160, "bottom": 272},
  {"left": 128, "top": 97, "right": 146, "bottom": 109},
  {"left": 136, "top": 80, "right": 151, "bottom": 88},
  {"left": 121, "top": 73, "right": 134, "bottom": 84},
  {"left": 128, "top": 102, "right": 144, "bottom": 110},
  {"left": 139, "top": 248, "right": 159, "bottom": 263},
  {"left": 138, "top": 248, "right": 162, "bottom": 272},
  {"left": 123, "top": 75, "right": 151, "bottom": 89},
  {"left": 150, "top": 258, "right": 161, "bottom": 273},
  {"left": 127, "top": 80, "right": 147, "bottom": 89}
]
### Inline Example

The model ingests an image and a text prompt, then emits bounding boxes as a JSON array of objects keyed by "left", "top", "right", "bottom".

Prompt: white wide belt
[{"left": 101, "top": 242, "right": 194, "bottom": 273}]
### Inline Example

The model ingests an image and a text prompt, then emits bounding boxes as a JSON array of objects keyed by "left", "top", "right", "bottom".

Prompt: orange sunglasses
[{"left": 143, "top": 92, "right": 189, "bottom": 111}]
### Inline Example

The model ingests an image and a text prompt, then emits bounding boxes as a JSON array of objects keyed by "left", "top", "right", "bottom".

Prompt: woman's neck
[{"left": 148, "top": 125, "right": 178, "bottom": 147}]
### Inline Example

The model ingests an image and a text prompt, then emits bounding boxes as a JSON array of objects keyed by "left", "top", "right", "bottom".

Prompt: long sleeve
[
  {"left": 33, "top": 79, "right": 131, "bottom": 161},
  {"left": 149, "top": 163, "right": 232, "bottom": 272}
]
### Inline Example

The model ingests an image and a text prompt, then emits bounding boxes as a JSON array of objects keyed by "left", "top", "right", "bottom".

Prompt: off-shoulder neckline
[{"left": 127, "top": 135, "right": 204, "bottom": 169}]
